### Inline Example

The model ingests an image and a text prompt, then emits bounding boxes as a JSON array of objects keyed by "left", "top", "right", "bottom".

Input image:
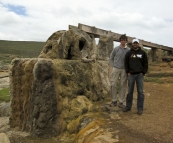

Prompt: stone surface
[
  {"left": 9, "top": 27, "right": 112, "bottom": 139},
  {"left": 39, "top": 28, "right": 94, "bottom": 60},
  {"left": 97, "top": 36, "right": 113, "bottom": 60},
  {"left": 9, "top": 58, "right": 110, "bottom": 138},
  {"left": 0, "top": 102, "right": 11, "bottom": 117},
  {"left": 0, "top": 133, "right": 10, "bottom": 143}
]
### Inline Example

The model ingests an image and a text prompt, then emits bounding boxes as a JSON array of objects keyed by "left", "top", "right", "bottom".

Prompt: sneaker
[
  {"left": 122, "top": 107, "right": 131, "bottom": 112},
  {"left": 137, "top": 110, "right": 143, "bottom": 115},
  {"left": 110, "top": 101, "right": 117, "bottom": 107},
  {"left": 118, "top": 103, "right": 125, "bottom": 108}
]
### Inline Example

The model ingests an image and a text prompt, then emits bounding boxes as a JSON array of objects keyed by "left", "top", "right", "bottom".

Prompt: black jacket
[{"left": 125, "top": 47, "right": 148, "bottom": 75}]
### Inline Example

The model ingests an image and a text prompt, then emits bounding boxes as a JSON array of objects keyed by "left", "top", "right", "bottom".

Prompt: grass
[
  {"left": 0, "top": 40, "right": 45, "bottom": 64},
  {"left": 0, "top": 40, "right": 45, "bottom": 57},
  {"left": 144, "top": 77, "right": 164, "bottom": 84},
  {"left": 0, "top": 54, "right": 19, "bottom": 65},
  {"left": 0, "top": 40, "right": 45, "bottom": 102},
  {"left": 0, "top": 88, "right": 10, "bottom": 102}
]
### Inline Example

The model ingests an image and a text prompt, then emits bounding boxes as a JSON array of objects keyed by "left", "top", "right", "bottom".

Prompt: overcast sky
[{"left": 0, "top": 0, "right": 173, "bottom": 47}]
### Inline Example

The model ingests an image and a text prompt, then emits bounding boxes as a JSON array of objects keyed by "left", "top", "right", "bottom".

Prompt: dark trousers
[{"left": 126, "top": 74, "right": 144, "bottom": 111}]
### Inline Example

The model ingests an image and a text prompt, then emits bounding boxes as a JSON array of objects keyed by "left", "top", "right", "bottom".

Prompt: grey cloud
[{"left": 0, "top": 0, "right": 173, "bottom": 47}]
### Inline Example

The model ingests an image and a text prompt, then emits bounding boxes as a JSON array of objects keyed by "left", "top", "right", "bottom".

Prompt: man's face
[
  {"left": 132, "top": 42, "right": 139, "bottom": 49},
  {"left": 120, "top": 39, "right": 127, "bottom": 45}
]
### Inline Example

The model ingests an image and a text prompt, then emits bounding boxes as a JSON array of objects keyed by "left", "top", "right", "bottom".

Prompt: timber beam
[{"left": 72, "top": 23, "right": 173, "bottom": 51}]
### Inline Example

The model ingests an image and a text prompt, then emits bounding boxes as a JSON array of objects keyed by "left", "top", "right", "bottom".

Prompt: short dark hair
[{"left": 119, "top": 34, "right": 128, "bottom": 42}]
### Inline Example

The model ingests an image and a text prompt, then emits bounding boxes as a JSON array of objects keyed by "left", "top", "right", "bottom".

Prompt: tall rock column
[
  {"left": 96, "top": 35, "right": 114, "bottom": 94},
  {"left": 97, "top": 36, "right": 113, "bottom": 60},
  {"left": 148, "top": 48, "right": 162, "bottom": 62}
]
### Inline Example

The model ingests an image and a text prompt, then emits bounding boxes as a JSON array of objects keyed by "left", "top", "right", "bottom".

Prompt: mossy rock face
[
  {"left": 9, "top": 27, "right": 112, "bottom": 138},
  {"left": 9, "top": 58, "right": 109, "bottom": 138}
]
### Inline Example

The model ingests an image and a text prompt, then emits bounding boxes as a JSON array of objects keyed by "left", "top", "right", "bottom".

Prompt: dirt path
[{"left": 104, "top": 82, "right": 173, "bottom": 143}]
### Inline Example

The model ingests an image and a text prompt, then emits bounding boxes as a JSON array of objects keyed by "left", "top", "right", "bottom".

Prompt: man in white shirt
[{"left": 109, "top": 34, "right": 130, "bottom": 108}]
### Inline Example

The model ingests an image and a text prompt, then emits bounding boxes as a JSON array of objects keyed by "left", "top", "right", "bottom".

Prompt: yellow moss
[
  {"left": 74, "top": 118, "right": 105, "bottom": 143},
  {"left": 67, "top": 116, "right": 82, "bottom": 134}
]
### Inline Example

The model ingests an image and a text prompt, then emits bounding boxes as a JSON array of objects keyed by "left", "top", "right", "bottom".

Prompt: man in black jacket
[{"left": 122, "top": 38, "right": 148, "bottom": 115}]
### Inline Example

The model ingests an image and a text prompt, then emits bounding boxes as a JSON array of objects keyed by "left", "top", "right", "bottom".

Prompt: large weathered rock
[
  {"left": 39, "top": 28, "right": 94, "bottom": 60},
  {"left": 9, "top": 58, "right": 110, "bottom": 138},
  {"left": 9, "top": 27, "right": 112, "bottom": 139}
]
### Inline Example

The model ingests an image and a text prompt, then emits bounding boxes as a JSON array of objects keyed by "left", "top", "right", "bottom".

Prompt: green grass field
[
  {"left": 0, "top": 40, "right": 45, "bottom": 64},
  {"left": 0, "top": 40, "right": 45, "bottom": 102},
  {"left": 0, "top": 40, "right": 45, "bottom": 57}
]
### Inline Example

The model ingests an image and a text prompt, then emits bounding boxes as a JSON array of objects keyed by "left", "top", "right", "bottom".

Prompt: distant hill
[
  {"left": 0, "top": 40, "right": 45, "bottom": 64},
  {"left": 0, "top": 40, "right": 45, "bottom": 58}
]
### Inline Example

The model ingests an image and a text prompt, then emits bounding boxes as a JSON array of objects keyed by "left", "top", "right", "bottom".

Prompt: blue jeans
[{"left": 126, "top": 74, "right": 144, "bottom": 111}]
